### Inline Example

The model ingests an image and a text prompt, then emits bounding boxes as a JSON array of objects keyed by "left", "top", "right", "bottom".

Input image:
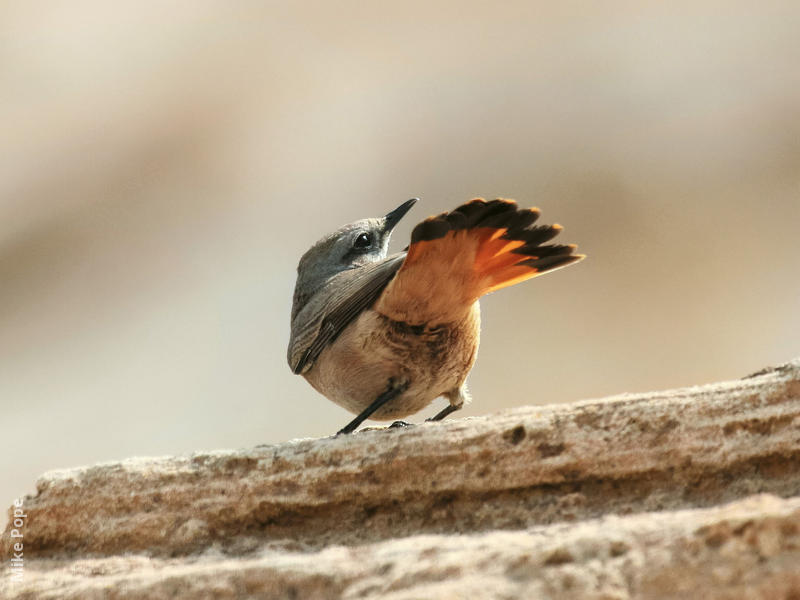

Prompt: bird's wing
[{"left": 288, "top": 253, "right": 406, "bottom": 374}]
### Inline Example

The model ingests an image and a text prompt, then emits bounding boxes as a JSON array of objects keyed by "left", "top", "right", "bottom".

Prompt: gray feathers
[
  {"left": 288, "top": 253, "right": 406, "bottom": 374},
  {"left": 288, "top": 199, "right": 418, "bottom": 375}
]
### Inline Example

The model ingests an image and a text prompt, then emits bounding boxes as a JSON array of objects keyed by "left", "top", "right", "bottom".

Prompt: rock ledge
[{"left": 2, "top": 359, "right": 799, "bottom": 599}]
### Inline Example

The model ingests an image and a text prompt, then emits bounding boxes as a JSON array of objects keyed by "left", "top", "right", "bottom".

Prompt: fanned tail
[{"left": 376, "top": 198, "right": 584, "bottom": 324}]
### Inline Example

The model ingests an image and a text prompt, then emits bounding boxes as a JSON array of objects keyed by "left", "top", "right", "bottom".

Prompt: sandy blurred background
[{"left": 2, "top": 1, "right": 799, "bottom": 522}]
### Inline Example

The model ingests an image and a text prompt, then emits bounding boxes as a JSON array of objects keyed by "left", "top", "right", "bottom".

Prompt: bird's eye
[{"left": 353, "top": 232, "right": 372, "bottom": 249}]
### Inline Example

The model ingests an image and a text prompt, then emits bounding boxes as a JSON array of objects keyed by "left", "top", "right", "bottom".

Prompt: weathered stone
[
  {"left": 1, "top": 359, "right": 799, "bottom": 598},
  {"left": 3, "top": 494, "right": 800, "bottom": 599}
]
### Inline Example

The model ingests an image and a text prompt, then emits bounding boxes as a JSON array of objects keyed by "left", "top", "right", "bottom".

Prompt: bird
[{"left": 288, "top": 198, "right": 584, "bottom": 434}]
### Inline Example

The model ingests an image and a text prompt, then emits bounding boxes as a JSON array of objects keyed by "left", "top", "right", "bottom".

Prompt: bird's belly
[{"left": 305, "top": 303, "right": 481, "bottom": 420}]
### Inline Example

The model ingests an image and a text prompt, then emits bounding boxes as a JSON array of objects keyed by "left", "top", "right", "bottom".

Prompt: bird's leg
[
  {"left": 337, "top": 378, "right": 408, "bottom": 435},
  {"left": 427, "top": 404, "right": 461, "bottom": 422},
  {"left": 426, "top": 384, "right": 469, "bottom": 422}
]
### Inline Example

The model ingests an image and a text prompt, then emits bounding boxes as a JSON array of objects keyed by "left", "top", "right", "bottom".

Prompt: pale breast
[{"left": 305, "top": 302, "right": 481, "bottom": 420}]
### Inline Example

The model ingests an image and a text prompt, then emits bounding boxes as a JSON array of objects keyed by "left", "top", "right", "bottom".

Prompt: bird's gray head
[{"left": 291, "top": 199, "right": 417, "bottom": 319}]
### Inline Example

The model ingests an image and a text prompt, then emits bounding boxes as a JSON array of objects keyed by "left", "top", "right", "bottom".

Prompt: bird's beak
[{"left": 383, "top": 198, "right": 418, "bottom": 232}]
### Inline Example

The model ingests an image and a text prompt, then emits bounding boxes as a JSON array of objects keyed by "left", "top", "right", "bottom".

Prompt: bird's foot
[{"left": 335, "top": 378, "right": 409, "bottom": 435}]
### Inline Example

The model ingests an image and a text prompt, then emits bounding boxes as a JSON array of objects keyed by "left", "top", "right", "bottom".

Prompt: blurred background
[{"left": 2, "top": 1, "right": 799, "bottom": 524}]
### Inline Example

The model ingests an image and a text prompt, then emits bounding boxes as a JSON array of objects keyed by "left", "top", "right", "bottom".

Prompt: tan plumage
[{"left": 288, "top": 198, "right": 584, "bottom": 433}]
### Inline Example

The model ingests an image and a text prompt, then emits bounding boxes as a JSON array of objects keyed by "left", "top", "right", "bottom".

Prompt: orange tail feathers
[{"left": 377, "top": 198, "right": 584, "bottom": 324}]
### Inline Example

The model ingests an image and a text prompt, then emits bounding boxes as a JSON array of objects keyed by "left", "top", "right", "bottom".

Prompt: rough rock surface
[{"left": 2, "top": 359, "right": 799, "bottom": 599}]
